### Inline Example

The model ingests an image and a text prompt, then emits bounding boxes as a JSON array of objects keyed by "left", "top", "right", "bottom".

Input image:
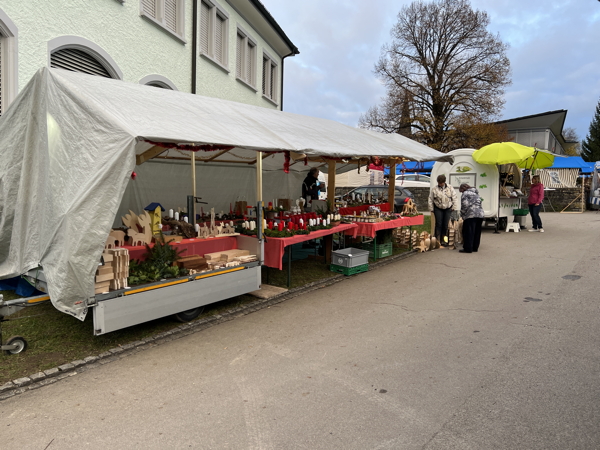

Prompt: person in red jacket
[{"left": 528, "top": 175, "right": 545, "bottom": 232}]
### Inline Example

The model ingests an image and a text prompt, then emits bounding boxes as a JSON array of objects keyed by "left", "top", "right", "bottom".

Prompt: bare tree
[
  {"left": 359, "top": 0, "right": 511, "bottom": 152},
  {"left": 562, "top": 127, "right": 581, "bottom": 156}
]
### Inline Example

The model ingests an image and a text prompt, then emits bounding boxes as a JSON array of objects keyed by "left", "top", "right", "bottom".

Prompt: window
[
  {"left": 48, "top": 36, "right": 123, "bottom": 80},
  {"left": 236, "top": 28, "right": 256, "bottom": 88},
  {"left": 51, "top": 48, "right": 113, "bottom": 78},
  {"left": 0, "top": 10, "right": 18, "bottom": 117},
  {"left": 199, "top": 0, "right": 228, "bottom": 68},
  {"left": 262, "top": 53, "right": 278, "bottom": 103},
  {"left": 141, "top": 0, "right": 185, "bottom": 41}
]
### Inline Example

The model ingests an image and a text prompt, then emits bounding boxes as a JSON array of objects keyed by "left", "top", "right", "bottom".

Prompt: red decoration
[
  {"left": 131, "top": 171, "right": 137, "bottom": 180},
  {"left": 283, "top": 151, "right": 291, "bottom": 174}
]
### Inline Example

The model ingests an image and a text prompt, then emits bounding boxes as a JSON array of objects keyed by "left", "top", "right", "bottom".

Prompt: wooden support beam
[
  {"left": 204, "top": 148, "right": 232, "bottom": 162},
  {"left": 136, "top": 146, "right": 167, "bottom": 165},
  {"left": 327, "top": 160, "right": 336, "bottom": 209},
  {"left": 388, "top": 162, "right": 396, "bottom": 213}
]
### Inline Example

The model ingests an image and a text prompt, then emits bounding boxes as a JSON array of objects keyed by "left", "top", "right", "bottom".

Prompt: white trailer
[{"left": 431, "top": 148, "right": 523, "bottom": 230}]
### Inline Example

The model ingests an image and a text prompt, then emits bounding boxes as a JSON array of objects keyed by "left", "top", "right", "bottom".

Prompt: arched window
[
  {"left": 139, "top": 74, "right": 178, "bottom": 90},
  {"left": 48, "top": 36, "right": 122, "bottom": 80}
]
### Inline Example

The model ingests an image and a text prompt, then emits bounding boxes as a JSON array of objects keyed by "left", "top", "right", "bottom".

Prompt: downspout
[
  {"left": 191, "top": 0, "right": 198, "bottom": 95},
  {"left": 280, "top": 52, "right": 293, "bottom": 111}
]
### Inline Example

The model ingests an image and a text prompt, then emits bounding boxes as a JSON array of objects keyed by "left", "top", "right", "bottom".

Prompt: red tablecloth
[
  {"left": 125, "top": 236, "right": 238, "bottom": 261},
  {"left": 338, "top": 204, "right": 391, "bottom": 215},
  {"left": 344, "top": 215, "right": 424, "bottom": 238},
  {"left": 263, "top": 223, "right": 358, "bottom": 270}
]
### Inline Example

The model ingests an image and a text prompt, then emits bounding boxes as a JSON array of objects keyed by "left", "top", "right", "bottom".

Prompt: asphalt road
[{"left": 2, "top": 212, "right": 600, "bottom": 449}]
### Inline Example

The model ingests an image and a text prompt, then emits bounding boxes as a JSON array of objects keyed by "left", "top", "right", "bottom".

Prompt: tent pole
[
  {"left": 257, "top": 151, "right": 263, "bottom": 230},
  {"left": 388, "top": 161, "right": 397, "bottom": 213},
  {"left": 191, "top": 152, "right": 196, "bottom": 222},
  {"left": 325, "top": 161, "right": 337, "bottom": 264}
]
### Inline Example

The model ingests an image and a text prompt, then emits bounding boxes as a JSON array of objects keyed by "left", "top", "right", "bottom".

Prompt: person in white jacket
[{"left": 428, "top": 174, "right": 458, "bottom": 246}]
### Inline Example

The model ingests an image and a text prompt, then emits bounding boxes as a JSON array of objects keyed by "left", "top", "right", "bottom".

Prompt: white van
[{"left": 431, "top": 148, "right": 524, "bottom": 229}]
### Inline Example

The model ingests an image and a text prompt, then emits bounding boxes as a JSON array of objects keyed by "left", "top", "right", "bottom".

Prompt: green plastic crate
[
  {"left": 330, "top": 263, "right": 369, "bottom": 276},
  {"left": 362, "top": 241, "right": 393, "bottom": 258},
  {"left": 513, "top": 208, "right": 529, "bottom": 216}
]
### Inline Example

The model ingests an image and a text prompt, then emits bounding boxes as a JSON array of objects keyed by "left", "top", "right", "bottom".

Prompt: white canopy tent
[{"left": 0, "top": 68, "right": 450, "bottom": 320}]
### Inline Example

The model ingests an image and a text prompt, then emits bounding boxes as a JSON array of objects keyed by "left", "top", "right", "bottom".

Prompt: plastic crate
[
  {"left": 362, "top": 241, "right": 393, "bottom": 258},
  {"left": 331, "top": 248, "right": 369, "bottom": 268},
  {"left": 330, "top": 263, "right": 369, "bottom": 276},
  {"left": 513, "top": 208, "right": 529, "bottom": 216}
]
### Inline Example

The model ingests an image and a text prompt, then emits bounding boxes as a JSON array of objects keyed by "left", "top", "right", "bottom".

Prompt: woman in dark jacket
[
  {"left": 459, "top": 183, "right": 484, "bottom": 253},
  {"left": 302, "top": 167, "right": 321, "bottom": 205}
]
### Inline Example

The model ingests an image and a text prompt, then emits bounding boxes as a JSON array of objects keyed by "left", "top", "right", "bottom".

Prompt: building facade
[
  {"left": 495, "top": 110, "right": 577, "bottom": 155},
  {"left": 0, "top": 0, "right": 298, "bottom": 116}
]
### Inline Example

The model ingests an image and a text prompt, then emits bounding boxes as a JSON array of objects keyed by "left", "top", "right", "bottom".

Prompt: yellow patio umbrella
[
  {"left": 472, "top": 142, "right": 536, "bottom": 165},
  {"left": 516, "top": 148, "right": 555, "bottom": 170}
]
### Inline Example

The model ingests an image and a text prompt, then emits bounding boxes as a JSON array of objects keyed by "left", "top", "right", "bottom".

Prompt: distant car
[
  {"left": 337, "top": 185, "right": 413, "bottom": 213},
  {"left": 395, "top": 173, "right": 431, "bottom": 187}
]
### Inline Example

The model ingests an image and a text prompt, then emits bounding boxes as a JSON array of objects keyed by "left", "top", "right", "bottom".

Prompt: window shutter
[
  {"left": 246, "top": 42, "right": 254, "bottom": 85},
  {"left": 236, "top": 34, "right": 243, "bottom": 78},
  {"left": 215, "top": 14, "right": 225, "bottom": 63},
  {"left": 164, "top": 0, "right": 178, "bottom": 33},
  {"left": 141, "top": 0, "right": 157, "bottom": 19},
  {"left": 200, "top": 1, "right": 210, "bottom": 54},
  {"left": 262, "top": 58, "right": 268, "bottom": 95},
  {"left": 270, "top": 63, "right": 276, "bottom": 99},
  {"left": 51, "top": 48, "right": 112, "bottom": 78}
]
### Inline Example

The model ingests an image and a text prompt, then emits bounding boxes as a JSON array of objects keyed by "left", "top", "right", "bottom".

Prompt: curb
[{"left": 0, "top": 250, "right": 417, "bottom": 401}]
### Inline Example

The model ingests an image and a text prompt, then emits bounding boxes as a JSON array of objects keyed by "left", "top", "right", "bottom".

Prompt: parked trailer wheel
[
  {"left": 174, "top": 306, "right": 205, "bottom": 323},
  {"left": 498, "top": 217, "right": 508, "bottom": 231},
  {"left": 3, "top": 336, "right": 28, "bottom": 355}
]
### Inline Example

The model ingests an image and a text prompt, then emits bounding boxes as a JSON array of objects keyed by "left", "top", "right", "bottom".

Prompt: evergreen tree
[{"left": 581, "top": 99, "right": 600, "bottom": 162}]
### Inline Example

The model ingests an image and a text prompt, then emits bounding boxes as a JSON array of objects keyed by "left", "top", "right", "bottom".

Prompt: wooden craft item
[
  {"left": 122, "top": 210, "right": 139, "bottom": 229},
  {"left": 163, "top": 235, "right": 183, "bottom": 243},
  {"left": 220, "top": 249, "right": 250, "bottom": 262},
  {"left": 150, "top": 206, "right": 162, "bottom": 235},
  {"left": 204, "top": 251, "right": 226, "bottom": 261}
]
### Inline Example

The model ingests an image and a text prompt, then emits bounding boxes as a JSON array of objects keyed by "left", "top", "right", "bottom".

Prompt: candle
[
  {"left": 299, "top": 218, "right": 304, "bottom": 226},
  {"left": 194, "top": 224, "right": 200, "bottom": 232},
  {"left": 183, "top": 216, "right": 188, "bottom": 223},
  {"left": 263, "top": 219, "right": 267, "bottom": 229},
  {"left": 168, "top": 209, "right": 174, "bottom": 218},
  {"left": 327, "top": 218, "right": 331, "bottom": 225},
  {"left": 250, "top": 221, "right": 255, "bottom": 231},
  {"left": 174, "top": 212, "right": 179, "bottom": 221},
  {"left": 278, "top": 222, "right": 284, "bottom": 231},
  {"left": 242, "top": 222, "right": 247, "bottom": 229},
  {"left": 230, "top": 221, "right": 234, "bottom": 227}
]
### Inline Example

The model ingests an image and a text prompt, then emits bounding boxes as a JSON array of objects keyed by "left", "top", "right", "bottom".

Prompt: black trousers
[
  {"left": 433, "top": 206, "right": 452, "bottom": 243},
  {"left": 462, "top": 218, "right": 483, "bottom": 252}
]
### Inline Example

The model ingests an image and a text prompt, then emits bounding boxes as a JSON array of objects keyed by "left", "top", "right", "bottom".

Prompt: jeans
[
  {"left": 529, "top": 204, "right": 542, "bottom": 229},
  {"left": 462, "top": 218, "right": 483, "bottom": 252},
  {"left": 433, "top": 206, "right": 452, "bottom": 243}
]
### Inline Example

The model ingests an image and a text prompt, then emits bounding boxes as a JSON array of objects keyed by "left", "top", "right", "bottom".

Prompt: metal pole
[{"left": 191, "top": 152, "right": 196, "bottom": 222}]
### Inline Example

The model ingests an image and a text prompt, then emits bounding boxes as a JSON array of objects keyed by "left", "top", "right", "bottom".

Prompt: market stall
[{"left": 0, "top": 68, "right": 450, "bottom": 340}]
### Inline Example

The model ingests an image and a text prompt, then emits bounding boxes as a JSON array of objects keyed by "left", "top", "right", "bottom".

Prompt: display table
[
  {"left": 338, "top": 204, "right": 390, "bottom": 215},
  {"left": 343, "top": 214, "right": 424, "bottom": 260},
  {"left": 344, "top": 214, "right": 424, "bottom": 238},
  {"left": 125, "top": 236, "right": 238, "bottom": 261},
  {"left": 263, "top": 223, "right": 358, "bottom": 270}
]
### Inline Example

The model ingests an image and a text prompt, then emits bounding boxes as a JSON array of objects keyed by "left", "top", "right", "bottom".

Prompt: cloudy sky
[{"left": 264, "top": 0, "right": 600, "bottom": 142}]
